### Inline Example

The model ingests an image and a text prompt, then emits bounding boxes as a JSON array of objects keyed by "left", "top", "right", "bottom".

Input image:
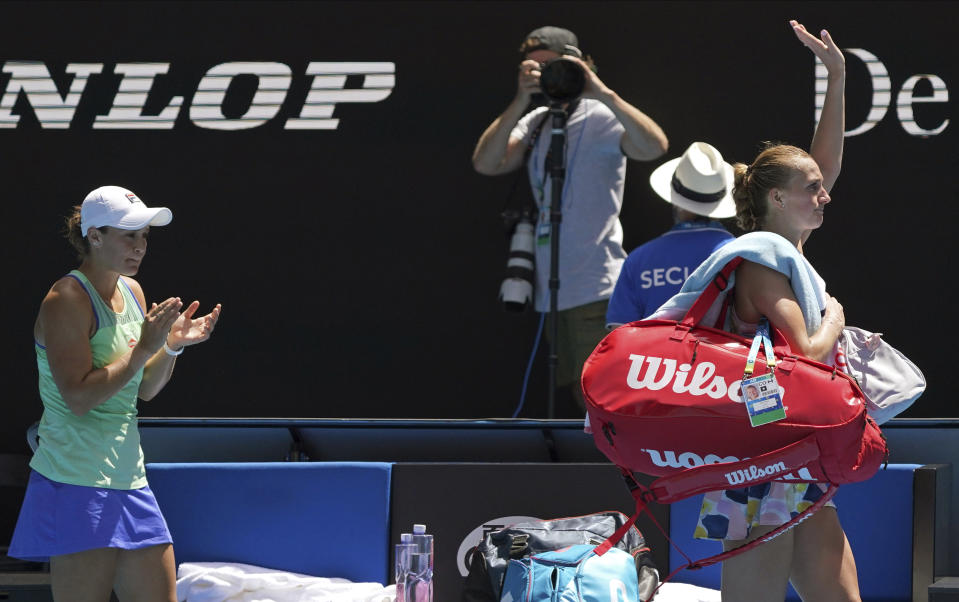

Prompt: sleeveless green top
[{"left": 31, "top": 270, "right": 147, "bottom": 489}]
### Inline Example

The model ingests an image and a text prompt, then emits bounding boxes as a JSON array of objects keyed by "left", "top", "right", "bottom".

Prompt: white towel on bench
[
  {"left": 176, "top": 562, "right": 394, "bottom": 602},
  {"left": 657, "top": 582, "right": 722, "bottom": 601},
  {"left": 176, "top": 561, "right": 720, "bottom": 602}
]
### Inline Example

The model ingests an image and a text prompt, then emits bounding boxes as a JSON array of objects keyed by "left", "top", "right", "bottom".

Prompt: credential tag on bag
[
  {"left": 742, "top": 372, "right": 786, "bottom": 427},
  {"left": 742, "top": 318, "right": 785, "bottom": 427}
]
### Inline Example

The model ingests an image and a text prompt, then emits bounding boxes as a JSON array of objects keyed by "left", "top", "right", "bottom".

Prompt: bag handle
[{"left": 645, "top": 434, "right": 821, "bottom": 503}]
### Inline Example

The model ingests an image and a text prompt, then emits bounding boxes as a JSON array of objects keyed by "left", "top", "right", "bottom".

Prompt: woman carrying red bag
[{"left": 694, "top": 21, "right": 858, "bottom": 601}]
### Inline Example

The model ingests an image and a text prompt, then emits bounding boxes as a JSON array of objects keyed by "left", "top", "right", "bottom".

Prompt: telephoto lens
[
  {"left": 539, "top": 58, "right": 585, "bottom": 104},
  {"left": 499, "top": 217, "right": 536, "bottom": 311}
]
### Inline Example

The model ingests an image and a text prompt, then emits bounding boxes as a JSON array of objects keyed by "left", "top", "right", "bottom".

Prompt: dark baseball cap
[{"left": 519, "top": 26, "right": 582, "bottom": 57}]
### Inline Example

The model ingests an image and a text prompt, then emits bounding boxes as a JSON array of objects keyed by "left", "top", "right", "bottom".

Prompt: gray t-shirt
[{"left": 512, "top": 99, "right": 627, "bottom": 311}]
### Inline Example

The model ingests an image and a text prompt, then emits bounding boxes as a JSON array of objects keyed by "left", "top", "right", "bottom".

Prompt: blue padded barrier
[
  {"left": 146, "top": 462, "right": 392, "bottom": 585},
  {"left": 667, "top": 464, "right": 921, "bottom": 601}
]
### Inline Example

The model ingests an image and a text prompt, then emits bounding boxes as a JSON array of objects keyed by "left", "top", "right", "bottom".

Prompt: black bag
[{"left": 461, "top": 511, "right": 659, "bottom": 602}]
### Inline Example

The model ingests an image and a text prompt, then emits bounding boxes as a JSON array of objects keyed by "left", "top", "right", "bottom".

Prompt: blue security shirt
[{"left": 606, "top": 221, "right": 733, "bottom": 327}]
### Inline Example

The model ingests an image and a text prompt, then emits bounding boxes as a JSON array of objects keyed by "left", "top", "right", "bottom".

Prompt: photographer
[{"left": 472, "top": 26, "right": 668, "bottom": 413}]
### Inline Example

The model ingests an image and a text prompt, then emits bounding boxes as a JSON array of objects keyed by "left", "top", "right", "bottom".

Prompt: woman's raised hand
[{"left": 790, "top": 19, "right": 844, "bottom": 76}]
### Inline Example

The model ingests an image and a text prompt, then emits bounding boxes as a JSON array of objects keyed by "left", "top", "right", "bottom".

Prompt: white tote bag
[{"left": 839, "top": 326, "right": 925, "bottom": 425}]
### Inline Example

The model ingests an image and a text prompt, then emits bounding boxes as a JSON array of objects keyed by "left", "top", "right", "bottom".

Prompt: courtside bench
[{"left": 141, "top": 461, "right": 949, "bottom": 601}]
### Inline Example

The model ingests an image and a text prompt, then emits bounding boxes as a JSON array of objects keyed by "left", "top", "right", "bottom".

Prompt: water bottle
[
  {"left": 394, "top": 533, "right": 415, "bottom": 602},
  {"left": 411, "top": 524, "right": 433, "bottom": 566},
  {"left": 408, "top": 524, "right": 433, "bottom": 602},
  {"left": 407, "top": 551, "right": 432, "bottom": 602}
]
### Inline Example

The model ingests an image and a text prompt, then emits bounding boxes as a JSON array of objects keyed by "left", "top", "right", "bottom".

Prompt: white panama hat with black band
[
  {"left": 648, "top": 142, "right": 737, "bottom": 219},
  {"left": 80, "top": 185, "right": 172, "bottom": 236}
]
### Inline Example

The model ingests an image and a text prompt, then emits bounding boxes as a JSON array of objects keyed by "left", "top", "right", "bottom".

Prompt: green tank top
[{"left": 31, "top": 270, "right": 148, "bottom": 489}]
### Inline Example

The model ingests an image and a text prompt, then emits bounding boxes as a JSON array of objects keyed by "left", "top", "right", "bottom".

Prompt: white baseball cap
[
  {"left": 80, "top": 185, "right": 172, "bottom": 237},
  {"left": 649, "top": 142, "right": 737, "bottom": 219}
]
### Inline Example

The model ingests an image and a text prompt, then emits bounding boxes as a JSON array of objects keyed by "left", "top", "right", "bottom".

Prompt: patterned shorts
[{"left": 695, "top": 482, "right": 835, "bottom": 541}]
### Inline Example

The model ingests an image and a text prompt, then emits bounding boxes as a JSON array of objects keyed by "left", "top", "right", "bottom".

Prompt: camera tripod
[{"left": 545, "top": 100, "right": 570, "bottom": 419}]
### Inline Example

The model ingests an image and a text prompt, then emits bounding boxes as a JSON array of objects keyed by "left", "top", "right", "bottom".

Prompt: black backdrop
[{"left": 2, "top": 1, "right": 955, "bottom": 453}]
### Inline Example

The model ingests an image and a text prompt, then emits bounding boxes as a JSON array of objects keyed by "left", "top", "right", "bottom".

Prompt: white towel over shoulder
[{"left": 648, "top": 231, "right": 828, "bottom": 337}]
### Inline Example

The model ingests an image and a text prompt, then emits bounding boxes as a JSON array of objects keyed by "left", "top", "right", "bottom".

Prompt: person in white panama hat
[
  {"left": 606, "top": 141, "right": 736, "bottom": 328},
  {"left": 9, "top": 185, "right": 222, "bottom": 601}
]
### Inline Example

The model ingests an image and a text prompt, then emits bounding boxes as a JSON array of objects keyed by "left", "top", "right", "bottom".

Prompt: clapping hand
[
  {"left": 166, "top": 301, "right": 222, "bottom": 350},
  {"left": 139, "top": 297, "right": 183, "bottom": 355}
]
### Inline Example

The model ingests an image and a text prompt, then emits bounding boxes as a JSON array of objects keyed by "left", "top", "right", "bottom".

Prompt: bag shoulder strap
[
  {"left": 675, "top": 256, "right": 795, "bottom": 356},
  {"left": 682, "top": 257, "right": 743, "bottom": 328},
  {"left": 713, "top": 286, "right": 733, "bottom": 329}
]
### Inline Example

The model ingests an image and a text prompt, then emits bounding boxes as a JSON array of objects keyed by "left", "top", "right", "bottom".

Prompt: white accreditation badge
[{"left": 741, "top": 319, "right": 787, "bottom": 427}]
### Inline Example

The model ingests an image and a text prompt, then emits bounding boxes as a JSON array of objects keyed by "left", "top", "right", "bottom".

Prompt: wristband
[{"left": 163, "top": 342, "right": 184, "bottom": 357}]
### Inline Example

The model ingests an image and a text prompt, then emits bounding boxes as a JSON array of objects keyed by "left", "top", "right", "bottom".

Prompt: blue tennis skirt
[{"left": 8, "top": 470, "right": 173, "bottom": 562}]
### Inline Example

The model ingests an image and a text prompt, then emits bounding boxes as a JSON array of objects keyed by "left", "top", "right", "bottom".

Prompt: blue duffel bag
[{"left": 499, "top": 544, "right": 640, "bottom": 602}]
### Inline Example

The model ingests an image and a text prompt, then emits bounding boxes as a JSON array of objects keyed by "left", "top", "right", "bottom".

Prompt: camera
[
  {"left": 539, "top": 58, "right": 585, "bottom": 104},
  {"left": 499, "top": 211, "right": 536, "bottom": 312}
]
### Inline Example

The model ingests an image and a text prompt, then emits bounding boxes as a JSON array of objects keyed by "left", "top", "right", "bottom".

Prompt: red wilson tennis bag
[
  {"left": 583, "top": 257, "right": 887, "bottom": 504},
  {"left": 580, "top": 258, "right": 888, "bottom": 598}
]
